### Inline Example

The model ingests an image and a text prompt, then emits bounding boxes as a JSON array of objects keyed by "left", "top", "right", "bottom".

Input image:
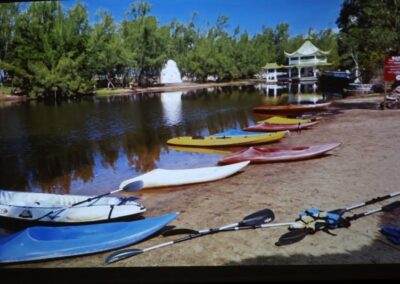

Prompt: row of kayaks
[
  {"left": 166, "top": 115, "right": 321, "bottom": 147},
  {"left": 0, "top": 106, "right": 339, "bottom": 264}
]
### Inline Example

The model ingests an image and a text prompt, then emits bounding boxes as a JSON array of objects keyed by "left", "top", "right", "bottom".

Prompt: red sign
[{"left": 384, "top": 56, "right": 400, "bottom": 81}]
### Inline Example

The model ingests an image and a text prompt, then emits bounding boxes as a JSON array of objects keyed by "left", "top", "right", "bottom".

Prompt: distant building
[{"left": 262, "top": 40, "right": 331, "bottom": 83}]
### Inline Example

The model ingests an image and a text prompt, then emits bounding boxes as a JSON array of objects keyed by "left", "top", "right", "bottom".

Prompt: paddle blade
[
  {"left": 161, "top": 228, "right": 199, "bottom": 237},
  {"left": 122, "top": 180, "right": 144, "bottom": 192},
  {"left": 275, "top": 228, "right": 313, "bottom": 246},
  {"left": 382, "top": 201, "right": 400, "bottom": 212},
  {"left": 104, "top": 249, "right": 143, "bottom": 265},
  {"left": 238, "top": 208, "right": 275, "bottom": 227}
]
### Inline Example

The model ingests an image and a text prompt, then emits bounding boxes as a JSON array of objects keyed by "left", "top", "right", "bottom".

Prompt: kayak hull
[
  {"left": 257, "top": 116, "right": 313, "bottom": 124},
  {"left": 166, "top": 131, "right": 286, "bottom": 147},
  {"left": 0, "top": 190, "right": 145, "bottom": 226},
  {"left": 0, "top": 212, "right": 178, "bottom": 263},
  {"left": 119, "top": 161, "right": 250, "bottom": 189},
  {"left": 218, "top": 143, "right": 341, "bottom": 164},
  {"left": 244, "top": 121, "right": 318, "bottom": 132}
]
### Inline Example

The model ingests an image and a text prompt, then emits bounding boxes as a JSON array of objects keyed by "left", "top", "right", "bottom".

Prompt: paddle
[
  {"left": 35, "top": 180, "right": 144, "bottom": 221},
  {"left": 275, "top": 200, "right": 400, "bottom": 246},
  {"left": 104, "top": 208, "right": 275, "bottom": 265}
]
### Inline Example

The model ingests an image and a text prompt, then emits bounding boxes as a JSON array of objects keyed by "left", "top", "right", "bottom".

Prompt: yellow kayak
[
  {"left": 257, "top": 116, "right": 313, "bottom": 124},
  {"left": 167, "top": 131, "right": 287, "bottom": 147}
]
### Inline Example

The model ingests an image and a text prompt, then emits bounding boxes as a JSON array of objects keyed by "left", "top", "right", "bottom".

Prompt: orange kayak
[
  {"left": 253, "top": 102, "right": 331, "bottom": 115},
  {"left": 218, "top": 143, "right": 341, "bottom": 165},
  {"left": 243, "top": 121, "right": 318, "bottom": 132}
]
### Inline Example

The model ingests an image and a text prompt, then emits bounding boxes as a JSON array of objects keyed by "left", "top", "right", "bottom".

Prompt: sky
[{"left": 61, "top": 0, "right": 343, "bottom": 36}]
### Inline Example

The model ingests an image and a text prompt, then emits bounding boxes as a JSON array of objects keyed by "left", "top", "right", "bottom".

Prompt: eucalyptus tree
[
  {"left": 0, "top": 3, "right": 19, "bottom": 65},
  {"left": 121, "top": 1, "right": 168, "bottom": 86},
  {"left": 88, "top": 11, "right": 129, "bottom": 87},
  {"left": 3, "top": 1, "right": 93, "bottom": 98}
]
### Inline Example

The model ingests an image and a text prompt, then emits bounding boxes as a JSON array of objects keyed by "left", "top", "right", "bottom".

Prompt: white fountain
[{"left": 160, "top": 60, "right": 182, "bottom": 84}]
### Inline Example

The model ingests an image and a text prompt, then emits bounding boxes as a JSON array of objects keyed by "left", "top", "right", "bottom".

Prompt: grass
[
  {"left": 0, "top": 86, "right": 12, "bottom": 97},
  {"left": 95, "top": 87, "right": 132, "bottom": 97}
]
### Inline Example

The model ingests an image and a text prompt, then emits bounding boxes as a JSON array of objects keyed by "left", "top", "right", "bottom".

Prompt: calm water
[{"left": 0, "top": 85, "right": 330, "bottom": 195}]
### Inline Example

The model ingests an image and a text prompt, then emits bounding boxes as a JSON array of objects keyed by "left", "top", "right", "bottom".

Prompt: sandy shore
[{"left": 3, "top": 93, "right": 400, "bottom": 279}]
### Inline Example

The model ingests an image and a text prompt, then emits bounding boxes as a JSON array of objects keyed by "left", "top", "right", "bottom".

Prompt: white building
[{"left": 262, "top": 40, "right": 331, "bottom": 83}]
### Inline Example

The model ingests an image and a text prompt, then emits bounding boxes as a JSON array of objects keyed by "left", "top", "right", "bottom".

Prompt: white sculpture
[{"left": 160, "top": 60, "right": 182, "bottom": 84}]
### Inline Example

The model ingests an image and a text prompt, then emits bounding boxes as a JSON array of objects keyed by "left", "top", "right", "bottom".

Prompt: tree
[{"left": 337, "top": 0, "right": 400, "bottom": 81}]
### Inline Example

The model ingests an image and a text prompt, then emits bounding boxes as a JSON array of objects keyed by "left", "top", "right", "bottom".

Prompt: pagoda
[
  {"left": 262, "top": 40, "right": 331, "bottom": 83},
  {"left": 284, "top": 40, "right": 331, "bottom": 81}
]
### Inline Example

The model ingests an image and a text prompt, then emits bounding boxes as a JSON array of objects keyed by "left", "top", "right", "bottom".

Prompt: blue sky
[{"left": 62, "top": 0, "right": 343, "bottom": 36}]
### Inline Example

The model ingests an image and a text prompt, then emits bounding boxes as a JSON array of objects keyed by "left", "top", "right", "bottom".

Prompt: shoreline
[
  {"left": 95, "top": 79, "right": 265, "bottom": 96},
  {"left": 4, "top": 95, "right": 400, "bottom": 269}
]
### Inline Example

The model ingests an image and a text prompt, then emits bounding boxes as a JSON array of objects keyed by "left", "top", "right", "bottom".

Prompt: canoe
[
  {"left": 253, "top": 102, "right": 331, "bottom": 115},
  {"left": 0, "top": 212, "right": 178, "bottom": 263},
  {"left": 257, "top": 116, "right": 313, "bottom": 124},
  {"left": 119, "top": 161, "right": 250, "bottom": 189},
  {"left": 218, "top": 143, "right": 341, "bottom": 165},
  {"left": 0, "top": 190, "right": 146, "bottom": 225},
  {"left": 211, "top": 129, "right": 265, "bottom": 136},
  {"left": 166, "top": 131, "right": 287, "bottom": 147},
  {"left": 244, "top": 121, "right": 318, "bottom": 132}
]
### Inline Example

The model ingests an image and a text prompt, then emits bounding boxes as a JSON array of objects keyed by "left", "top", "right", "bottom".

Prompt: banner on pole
[{"left": 384, "top": 56, "right": 400, "bottom": 81}]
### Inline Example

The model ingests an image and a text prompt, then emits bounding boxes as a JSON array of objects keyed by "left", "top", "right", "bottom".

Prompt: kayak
[
  {"left": 0, "top": 212, "right": 179, "bottom": 263},
  {"left": 253, "top": 102, "right": 331, "bottom": 115},
  {"left": 244, "top": 121, "right": 318, "bottom": 132},
  {"left": 211, "top": 129, "right": 265, "bottom": 136},
  {"left": 218, "top": 143, "right": 341, "bottom": 164},
  {"left": 0, "top": 190, "right": 146, "bottom": 225},
  {"left": 119, "top": 161, "right": 250, "bottom": 189},
  {"left": 166, "top": 131, "right": 287, "bottom": 147},
  {"left": 257, "top": 116, "right": 313, "bottom": 124}
]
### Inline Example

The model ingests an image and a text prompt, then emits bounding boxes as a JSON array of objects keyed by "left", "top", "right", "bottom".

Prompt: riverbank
[
  {"left": 5, "top": 93, "right": 400, "bottom": 275},
  {"left": 95, "top": 79, "right": 265, "bottom": 96}
]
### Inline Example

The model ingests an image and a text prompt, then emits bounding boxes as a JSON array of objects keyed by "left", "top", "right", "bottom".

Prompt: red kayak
[
  {"left": 243, "top": 121, "right": 318, "bottom": 132},
  {"left": 218, "top": 143, "right": 341, "bottom": 165},
  {"left": 253, "top": 102, "right": 331, "bottom": 115}
]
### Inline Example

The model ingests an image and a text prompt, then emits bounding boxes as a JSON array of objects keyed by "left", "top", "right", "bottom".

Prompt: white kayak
[
  {"left": 119, "top": 161, "right": 250, "bottom": 189},
  {"left": 0, "top": 190, "right": 146, "bottom": 225}
]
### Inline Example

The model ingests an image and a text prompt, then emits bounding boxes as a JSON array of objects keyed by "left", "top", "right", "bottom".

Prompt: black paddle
[
  {"left": 104, "top": 208, "right": 275, "bottom": 265},
  {"left": 275, "top": 200, "right": 400, "bottom": 246},
  {"left": 35, "top": 180, "right": 144, "bottom": 221}
]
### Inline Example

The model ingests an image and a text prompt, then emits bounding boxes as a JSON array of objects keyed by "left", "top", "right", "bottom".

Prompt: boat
[
  {"left": 0, "top": 212, "right": 179, "bottom": 264},
  {"left": 256, "top": 116, "right": 314, "bottom": 124},
  {"left": 244, "top": 121, "right": 318, "bottom": 132},
  {"left": 119, "top": 161, "right": 250, "bottom": 189},
  {"left": 166, "top": 131, "right": 287, "bottom": 147},
  {"left": 218, "top": 143, "right": 341, "bottom": 165},
  {"left": 253, "top": 102, "right": 331, "bottom": 115},
  {"left": 343, "top": 83, "right": 373, "bottom": 95},
  {"left": 0, "top": 190, "right": 146, "bottom": 226}
]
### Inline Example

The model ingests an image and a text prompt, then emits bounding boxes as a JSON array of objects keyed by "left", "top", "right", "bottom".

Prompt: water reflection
[
  {"left": 0, "top": 86, "right": 265, "bottom": 195},
  {"left": 161, "top": 91, "right": 183, "bottom": 126}
]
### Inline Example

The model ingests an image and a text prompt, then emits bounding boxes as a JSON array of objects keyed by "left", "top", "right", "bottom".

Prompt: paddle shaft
[
  {"left": 35, "top": 182, "right": 143, "bottom": 221},
  {"left": 330, "top": 191, "right": 400, "bottom": 215}
]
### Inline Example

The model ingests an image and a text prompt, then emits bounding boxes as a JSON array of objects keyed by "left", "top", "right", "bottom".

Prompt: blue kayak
[
  {"left": 0, "top": 212, "right": 179, "bottom": 264},
  {"left": 211, "top": 129, "right": 265, "bottom": 136}
]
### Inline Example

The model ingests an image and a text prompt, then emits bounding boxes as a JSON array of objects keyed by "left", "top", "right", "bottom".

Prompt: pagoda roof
[
  {"left": 284, "top": 40, "right": 330, "bottom": 57},
  {"left": 262, "top": 62, "right": 286, "bottom": 69}
]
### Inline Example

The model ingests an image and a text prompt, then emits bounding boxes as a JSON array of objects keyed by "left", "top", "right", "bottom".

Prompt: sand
[{"left": 3, "top": 93, "right": 400, "bottom": 279}]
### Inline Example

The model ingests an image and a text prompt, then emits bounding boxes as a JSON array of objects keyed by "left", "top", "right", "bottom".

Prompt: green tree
[{"left": 337, "top": 0, "right": 400, "bottom": 81}]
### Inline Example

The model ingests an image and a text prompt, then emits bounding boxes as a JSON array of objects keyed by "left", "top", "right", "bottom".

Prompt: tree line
[{"left": 0, "top": 0, "right": 398, "bottom": 99}]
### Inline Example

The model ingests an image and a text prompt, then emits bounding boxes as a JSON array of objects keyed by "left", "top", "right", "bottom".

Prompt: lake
[{"left": 0, "top": 84, "right": 330, "bottom": 196}]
